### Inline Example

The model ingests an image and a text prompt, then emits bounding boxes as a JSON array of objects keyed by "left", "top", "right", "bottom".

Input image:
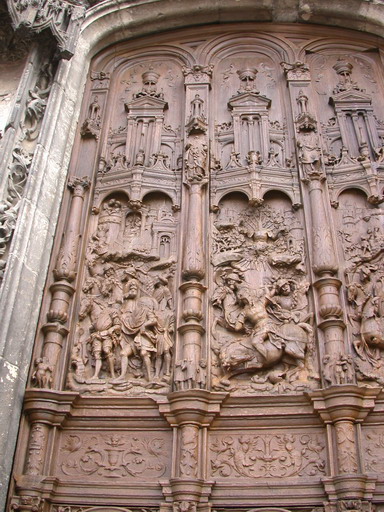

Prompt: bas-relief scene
[
  {"left": 9, "top": 23, "right": 384, "bottom": 512},
  {"left": 32, "top": 40, "right": 384, "bottom": 398}
]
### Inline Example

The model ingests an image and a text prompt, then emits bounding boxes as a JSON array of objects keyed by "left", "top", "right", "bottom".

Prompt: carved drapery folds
[{"left": 11, "top": 25, "right": 384, "bottom": 512}]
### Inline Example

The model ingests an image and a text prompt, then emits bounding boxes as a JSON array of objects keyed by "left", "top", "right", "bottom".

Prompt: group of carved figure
[
  {"left": 211, "top": 270, "right": 315, "bottom": 388},
  {"left": 347, "top": 262, "right": 384, "bottom": 382},
  {"left": 72, "top": 263, "right": 174, "bottom": 386},
  {"left": 58, "top": 57, "right": 384, "bottom": 396}
]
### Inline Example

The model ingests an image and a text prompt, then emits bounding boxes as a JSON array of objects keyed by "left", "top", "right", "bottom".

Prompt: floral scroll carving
[
  {"left": 363, "top": 428, "right": 384, "bottom": 473},
  {"left": 210, "top": 433, "right": 326, "bottom": 478},
  {"left": 0, "top": 61, "right": 54, "bottom": 284},
  {"left": 59, "top": 433, "right": 170, "bottom": 479}
]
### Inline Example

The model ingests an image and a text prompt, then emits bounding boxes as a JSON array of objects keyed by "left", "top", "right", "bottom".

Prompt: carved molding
[{"left": 6, "top": 0, "right": 86, "bottom": 59}]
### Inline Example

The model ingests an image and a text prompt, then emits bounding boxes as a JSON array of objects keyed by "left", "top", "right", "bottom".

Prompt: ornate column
[
  {"left": 177, "top": 64, "right": 212, "bottom": 390},
  {"left": 159, "top": 390, "right": 227, "bottom": 512},
  {"left": 282, "top": 61, "right": 349, "bottom": 385},
  {"left": 310, "top": 386, "right": 379, "bottom": 509},
  {"left": 10, "top": 390, "right": 77, "bottom": 512},
  {"left": 38, "top": 176, "right": 90, "bottom": 389},
  {"left": 283, "top": 62, "right": 380, "bottom": 508},
  {"left": 162, "top": 63, "right": 223, "bottom": 512}
]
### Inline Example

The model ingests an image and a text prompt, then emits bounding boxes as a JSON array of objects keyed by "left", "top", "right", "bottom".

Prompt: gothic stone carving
[
  {"left": 58, "top": 432, "right": 170, "bottom": 480},
  {"left": 337, "top": 191, "right": 384, "bottom": 386},
  {"left": 6, "top": 0, "right": 85, "bottom": 59},
  {"left": 0, "top": 60, "right": 54, "bottom": 284},
  {"left": 12, "top": 24, "right": 384, "bottom": 512}
]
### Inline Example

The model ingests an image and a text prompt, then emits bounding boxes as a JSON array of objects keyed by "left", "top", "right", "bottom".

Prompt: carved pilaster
[
  {"left": 159, "top": 390, "right": 226, "bottom": 511},
  {"left": 177, "top": 65, "right": 212, "bottom": 390},
  {"left": 37, "top": 176, "right": 90, "bottom": 388},
  {"left": 310, "top": 385, "right": 380, "bottom": 501},
  {"left": 284, "top": 62, "right": 348, "bottom": 375}
]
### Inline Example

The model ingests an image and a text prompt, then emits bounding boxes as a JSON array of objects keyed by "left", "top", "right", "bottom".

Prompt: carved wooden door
[{"left": 9, "top": 24, "right": 384, "bottom": 512}]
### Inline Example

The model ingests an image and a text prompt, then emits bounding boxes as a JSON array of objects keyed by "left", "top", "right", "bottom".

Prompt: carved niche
[
  {"left": 58, "top": 59, "right": 183, "bottom": 396},
  {"left": 209, "top": 52, "right": 318, "bottom": 394},
  {"left": 336, "top": 188, "right": 384, "bottom": 386}
]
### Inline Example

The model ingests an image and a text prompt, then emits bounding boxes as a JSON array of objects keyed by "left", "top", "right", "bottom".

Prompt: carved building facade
[{"left": 1, "top": 2, "right": 384, "bottom": 512}]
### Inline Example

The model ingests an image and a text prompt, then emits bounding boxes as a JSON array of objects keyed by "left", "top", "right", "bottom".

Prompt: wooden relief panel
[
  {"left": 56, "top": 430, "right": 171, "bottom": 480},
  {"left": 9, "top": 24, "right": 384, "bottom": 512},
  {"left": 209, "top": 430, "right": 326, "bottom": 479}
]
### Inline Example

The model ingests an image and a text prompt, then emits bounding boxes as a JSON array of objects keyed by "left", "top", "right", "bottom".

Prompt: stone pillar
[
  {"left": 159, "top": 390, "right": 227, "bottom": 512},
  {"left": 283, "top": 61, "right": 349, "bottom": 387},
  {"left": 39, "top": 176, "right": 90, "bottom": 388},
  {"left": 310, "top": 386, "right": 379, "bottom": 506},
  {"left": 177, "top": 64, "right": 212, "bottom": 389}
]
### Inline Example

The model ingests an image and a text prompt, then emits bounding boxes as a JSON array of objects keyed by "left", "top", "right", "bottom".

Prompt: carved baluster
[
  {"left": 282, "top": 61, "right": 347, "bottom": 381},
  {"left": 177, "top": 64, "right": 212, "bottom": 390},
  {"left": 24, "top": 422, "right": 49, "bottom": 476},
  {"left": 159, "top": 390, "right": 226, "bottom": 512},
  {"left": 282, "top": 62, "right": 380, "bottom": 507},
  {"left": 311, "top": 386, "right": 379, "bottom": 503},
  {"left": 38, "top": 176, "right": 90, "bottom": 388}
]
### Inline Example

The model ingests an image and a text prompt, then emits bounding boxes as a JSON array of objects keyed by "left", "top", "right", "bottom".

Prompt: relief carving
[
  {"left": 24, "top": 423, "right": 47, "bottom": 476},
  {"left": 7, "top": 0, "right": 85, "bottom": 58},
  {"left": 211, "top": 195, "right": 318, "bottom": 394},
  {"left": 335, "top": 421, "right": 358, "bottom": 473},
  {"left": 54, "top": 508, "right": 158, "bottom": 512},
  {"left": 210, "top": 433, "right": 326, "bottom": 478},
  {"left": 296, "top": 103, "right": 324, "bottom": 182},
  {"left": 337, "top": 192, "right": 384, "bottom": 386},
  {"left": 0, "top": 60, "right": 54, "bottom": 283},
  {"left": 281, "top": 61, "right": 311, "bottom": 81},
  {"left": 13, "top": 31, "right": 384, "bottom": 512},
  {"left": 363, "top": 428, "right": 384, "bottom": 473},
  {"left": 185, "top": 137, "right": 208, "bottom": 183},
  {"left": 68, "top": 193, "right": 177, "bottom": 394},
  {"left": 179, "top": 425, "right": 199, "bottom": 477},
  {"left": 173, "top": 502, "right": 197, "bottom": 512},
  {"left": 59, "top": 433, "right": 169, "bottom": 479},
  {"left": 9, "top": 496, "right": 44, "bottom": 512},
  {"left": 322, "top": 353, "right": 354, "bottom": 386},
  {"left": 337, "top": 501, "right": 373, "bottom": 512},
  {"left": 81, "top": 95, "right": 102, "bottom": 139}
]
